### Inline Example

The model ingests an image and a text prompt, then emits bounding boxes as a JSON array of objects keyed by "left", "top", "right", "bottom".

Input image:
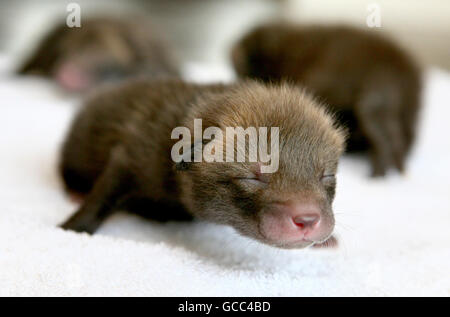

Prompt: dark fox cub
[
  {"left": 59, "top": 79, "right": 346, "bottom": 249},
  {"left": 18, "top": 17, "right": 179, "bottom": 92},
  {"left": 232, "top": 23, "right": 422, "bottom": 177}
]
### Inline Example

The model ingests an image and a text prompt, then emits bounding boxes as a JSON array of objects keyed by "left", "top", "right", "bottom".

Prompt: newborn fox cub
[
  {"left": 19, "top": 17, "right": 178, "bottom": 93},
  {"left": 59, "top": 79, "right": 345, "bottom": 249},
  {"left": 232, "top": 24, "right": 422, "bottom": 177}
]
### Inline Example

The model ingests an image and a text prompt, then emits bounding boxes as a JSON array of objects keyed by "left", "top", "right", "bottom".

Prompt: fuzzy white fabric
[{"left": 0, "top": 57, "right": 449, "bottom": 296}]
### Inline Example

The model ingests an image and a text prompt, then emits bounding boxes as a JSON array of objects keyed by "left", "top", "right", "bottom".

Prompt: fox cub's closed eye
[
  {"left": 320, "top": 174, "right": 336, "bottom": 185},
  {"left": 234, "top": 177, "right": 267, "bottom": 187}
]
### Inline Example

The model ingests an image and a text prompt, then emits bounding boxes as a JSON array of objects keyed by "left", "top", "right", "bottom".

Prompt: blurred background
[
  {"left": 1, "top": 0, "right": 449, "bottom": 74},
  {"left": 0, "top": 1, "right": 449, "bottom": 296}
]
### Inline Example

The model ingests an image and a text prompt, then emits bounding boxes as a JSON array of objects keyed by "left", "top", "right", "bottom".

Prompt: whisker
[
  {"left": 335, "top": 226, "right": 356, "bottom": 234},
  {"left": 335, "top": 221, "right": 357, "bottom": 233},
  {"left": 334, "top": 211, "right": 363, "bottom": 217}
]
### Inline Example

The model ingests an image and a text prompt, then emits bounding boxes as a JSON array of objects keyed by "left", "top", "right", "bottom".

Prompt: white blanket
[{"left": 0, "top": 58, "right": 449, "bottom": 296}]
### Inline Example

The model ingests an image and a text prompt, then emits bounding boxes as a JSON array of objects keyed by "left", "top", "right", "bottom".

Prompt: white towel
[{"left": 0, "top": 60, "right": 449, "bottom": 296}]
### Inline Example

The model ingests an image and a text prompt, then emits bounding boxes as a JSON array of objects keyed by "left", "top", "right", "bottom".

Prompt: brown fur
[
  {"left": 59, "top": 79, "right": 346, "bottom": 249},
  {"left": 18, "top": 17, "right": 179, "bottom": 91},
  {"left": 232, "top": 23, "right": 422, "bottom": 176}
]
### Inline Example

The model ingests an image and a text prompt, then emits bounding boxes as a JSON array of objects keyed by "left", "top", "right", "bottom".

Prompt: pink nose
[
  {"left": 293, "top": 214, "right": 320, "bottom": 229},
  {"left": 55, "top": 63, "right": 91, "bottom": 92},
  {"left": 260, "top": 201, "right": 333, "bottom": 247}
]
